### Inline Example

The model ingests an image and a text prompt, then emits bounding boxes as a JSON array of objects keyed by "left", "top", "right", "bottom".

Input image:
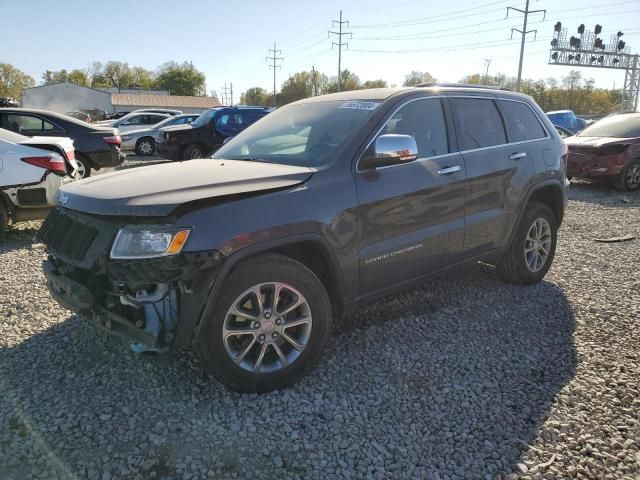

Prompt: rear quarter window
[
  {"left": 449, "top": 98, "right": 507, "bottom": 150},
  {"left": 499, "top": 100, "right": 547, "bottom": 142}
]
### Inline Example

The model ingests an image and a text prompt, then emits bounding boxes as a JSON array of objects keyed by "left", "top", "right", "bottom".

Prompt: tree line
[
  {"left": 1, "top": 61, "right": 207, "bottom": 98},
  {"left": 1, "top": 61, "right": 624, "bottom": 114}
]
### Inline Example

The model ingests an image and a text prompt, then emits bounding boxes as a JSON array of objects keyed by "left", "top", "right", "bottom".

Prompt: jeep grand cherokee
[{"left": 37, "top": 86, "right": 569, "bottom": 393}]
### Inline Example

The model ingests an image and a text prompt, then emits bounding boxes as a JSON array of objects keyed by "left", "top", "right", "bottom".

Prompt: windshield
[
  {"left": 577, "top": 114, "right": 640, "bottom": 138},
  {"left": 214, "top": 100, "right": 381, "bottom": 167},
  {"left": 191, "top": 108, "right": 220, "bottom": 128}
]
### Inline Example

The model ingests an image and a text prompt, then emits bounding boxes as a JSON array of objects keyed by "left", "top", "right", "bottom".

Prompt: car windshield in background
[
  {"left": 191, "top": 108, "right": 220, "bottom": 128},
  {"left": 214, "top": 100, "right": 380, "bottom": 167},
  {"left": 577, "top": 114, "right": 640, "bottom": 138}
]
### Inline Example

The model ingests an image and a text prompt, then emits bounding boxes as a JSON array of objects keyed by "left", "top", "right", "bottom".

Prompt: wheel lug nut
[
  {"left": 275, "top": 318, "right": 282, "bottom": 325},
  {"left": 253, "top": 322, "right": 261, "bottom": 329},
  {"left": 264, "top": 312, "right": 271, "bottom": 319},
  {"left": 271, "top": 332, "right": 279, "bottom": 339},
  {"left": 258, "top": 334, "right": 265, "bottom": 341}
]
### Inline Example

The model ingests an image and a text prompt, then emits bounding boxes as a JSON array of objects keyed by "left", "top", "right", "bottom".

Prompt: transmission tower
[
  {"left": 220, "top": 83, "right": 233, "bottom": 106},
  {"left": 266, "top": 43, "right": 283, "bottom": 107},
  {"left": 329, "top": 10, "right": 352, "bottom": 92},
  {"left": 507, "top": 0, "right": 546, "bottom": 92}
]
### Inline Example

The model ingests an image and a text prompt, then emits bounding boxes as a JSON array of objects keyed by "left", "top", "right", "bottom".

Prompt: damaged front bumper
[{"left": 38, "top": 208, "right": 222, "bottom": 352}]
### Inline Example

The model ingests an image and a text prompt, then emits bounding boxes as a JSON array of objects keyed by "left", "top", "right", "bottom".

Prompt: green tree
[
  {"left": 363, "top": 79, "right": 388, "bottom": 89},
  {"left": 0, "top": 63, "right": 35, "bottom": 100},
  {"left": 41, "top": 68, "right": 89, "bottom": 86},
  {"left": 240, "top": 87, "right": 269, "bottom": 105},
  {"left": 280, "top": 71, "right": 314, "bottom": 104},
  {"left": 326, "top": 69, "right": 361, "bottom": 93},
  {"left": 155, "top": 62, "right": 206, "bottom": 96},
  {"left": 403, "top": 71, "right": 437, "bottom": 87}
]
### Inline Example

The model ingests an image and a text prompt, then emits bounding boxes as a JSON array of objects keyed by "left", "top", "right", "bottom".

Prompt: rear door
[
  {"left": 355, "top": 96, "right": 467, "bottom": 294},
  {"left": 448, "top": 96, "right": 535, "bottom": 257}
]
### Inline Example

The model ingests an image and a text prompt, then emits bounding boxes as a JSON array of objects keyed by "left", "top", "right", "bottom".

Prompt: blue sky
[{"left": 3, "top": 0, "right": 640, "bottom": 101}]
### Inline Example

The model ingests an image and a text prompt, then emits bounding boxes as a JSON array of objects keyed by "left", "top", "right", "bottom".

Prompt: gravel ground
[{"left": 0, "top": 163, "right": 639, "bottom": 479}]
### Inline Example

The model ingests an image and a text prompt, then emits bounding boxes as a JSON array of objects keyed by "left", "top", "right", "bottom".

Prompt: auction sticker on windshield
[{"left": 339, "top": 101, "right": 380, "bottom": 110}]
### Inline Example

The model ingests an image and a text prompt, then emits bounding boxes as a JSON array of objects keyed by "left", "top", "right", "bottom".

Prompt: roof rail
[{"left": 415, "top": 82, "right": 513, "bottom": 91}]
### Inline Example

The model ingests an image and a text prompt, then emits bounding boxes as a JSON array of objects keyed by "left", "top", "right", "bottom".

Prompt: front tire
[
  {"left": 0, "top": 202, "right": 8, "bottom": 240},
  {"left": 614, "top": 159, "right": 640, "bottom": 191},
  {"left": 196, "top": 254, "right": 332, "bottom": 393},
  {"left": 75, "top": 155, "right": 91, "bottom": 179},
  {"left": 496, "top": 202, "right": 558, "bottom": 285},
  {"left": 135, "top": 137, "right": 155, "bottom": 156}
]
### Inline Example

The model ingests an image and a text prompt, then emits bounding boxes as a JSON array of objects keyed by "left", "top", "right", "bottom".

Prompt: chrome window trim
[{"left": 356, "top": 96, "right": 449, "bottom": 173}]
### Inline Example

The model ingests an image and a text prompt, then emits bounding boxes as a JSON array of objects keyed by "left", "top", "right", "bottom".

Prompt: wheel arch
[{"left": 192, "top": 234, "right": 345, "bottom": 343}]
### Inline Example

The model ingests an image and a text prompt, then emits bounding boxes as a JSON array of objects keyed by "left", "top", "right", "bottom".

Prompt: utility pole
[
  {"left": 329, "top": 10, "right": 352, "bottom": 92},
  {"left": 220, "top": 83, "right": 233, "bottom": 106},
  {"left": 483, "top": 58, "right": 492, "bottom": 83},
  {"left": 311, "top": 65, "right": 318, "bottom": 96},
  {"left": 230, "top": 82, "right": 233, "bottom": 106},
  {"left": 507, "top": 0, "right": 545, "bottom": 91},
  {"left": 266, "top": 43, "right": 283, "bottom": 107}
]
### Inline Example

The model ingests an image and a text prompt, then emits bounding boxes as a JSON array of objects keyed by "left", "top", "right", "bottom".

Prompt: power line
[
  {"left": 329, "top": 10, "right": 352, "bottom": 92},
  {"left": 508, "top": 0, "right": 546, "bottom": 92},
  {"left": 266, "top": 42, "right": 283, "bottom": 107}
]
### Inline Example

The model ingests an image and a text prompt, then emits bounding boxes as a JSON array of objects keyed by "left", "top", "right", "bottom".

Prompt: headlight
[{"left": 110, "top": 226, "right": 191, "bottom": 259}]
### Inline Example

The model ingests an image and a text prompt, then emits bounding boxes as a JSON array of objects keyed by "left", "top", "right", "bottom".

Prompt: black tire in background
[
  {"left": 196, "top": 254, "right": 332, "bottom": 393},
  {"left": 75, "top": 154, "right": 92, "bottom": 178},
  {"left": 135, "top": 137, "right": 155, "bottom": 156},
  {"left": 614, "top": 159, "right": 640, "bottom": 191},
  {"left": 0, "top": 202, "right": 8, "bottom": 240},
  {"left": 184, "top": 144, "right": 203, "bottom": 160},
  {"left": 497, "top": 202, "right": 558, "bottom": 285}
]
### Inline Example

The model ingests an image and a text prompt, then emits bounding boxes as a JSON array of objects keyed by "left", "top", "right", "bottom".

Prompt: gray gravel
[{"left": 1, "top": 165, "right": 639, "bottom": 479}]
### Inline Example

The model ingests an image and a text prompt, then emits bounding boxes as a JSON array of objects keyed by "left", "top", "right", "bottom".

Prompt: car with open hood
[{"left": 36, "top": 86, "right": 568, "bottom": 393}]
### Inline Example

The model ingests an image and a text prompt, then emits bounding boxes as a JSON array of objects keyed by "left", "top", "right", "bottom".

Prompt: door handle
[
  {"left": 437, "top": 165, "right": 462, "bottom": 175},
  {"left": 510, "top": 152, "right": 527, "bottom": 160}
]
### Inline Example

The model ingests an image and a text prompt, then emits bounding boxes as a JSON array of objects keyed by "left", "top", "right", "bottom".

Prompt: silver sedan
[{"left": 120, "top": 114, "right": 200, "bottom": 155}]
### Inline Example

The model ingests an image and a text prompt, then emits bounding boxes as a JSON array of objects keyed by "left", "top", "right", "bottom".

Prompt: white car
[
  {"left": 94, "top": 112, "right": 170, "bottom": 133},
  {"left": 0, "top": 134, "right": 77, "bottom": 238}
]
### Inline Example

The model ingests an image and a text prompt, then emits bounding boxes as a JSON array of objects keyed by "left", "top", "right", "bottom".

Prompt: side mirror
[{"left": 360, "top": 134, "right": 419, "bottom": 170}]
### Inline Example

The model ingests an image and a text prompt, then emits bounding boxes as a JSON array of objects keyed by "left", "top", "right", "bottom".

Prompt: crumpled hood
[
  {"left": 564, "top": 136, "right": 634, "bottom": 147},
  {"left": 59, "top": 159, "right": 314, "bottom": 216},
  {"left": 161, "top": 124, "right": 192, "bottom": 134}
]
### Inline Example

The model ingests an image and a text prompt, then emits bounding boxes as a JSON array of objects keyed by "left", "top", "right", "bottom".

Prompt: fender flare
[{"left": 189, "top": 233, "right": 344, "bottom": 344}]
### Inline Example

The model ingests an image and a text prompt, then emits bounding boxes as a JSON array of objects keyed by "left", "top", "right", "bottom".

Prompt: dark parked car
[
  {"left": 0, "top": 108, "right": 124, "bottom": 178},
  {"left": 37, "top": 86, "right": 568, "bottom": 393},
  {"left": 565, "top": 112, "right": 640, "bottom": 190},
  {"left": 157, "top": 106, "right": 272, "bottom": 160}
]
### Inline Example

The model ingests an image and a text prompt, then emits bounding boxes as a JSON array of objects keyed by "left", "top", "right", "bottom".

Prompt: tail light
[
  {"left": 103, "top": 135, "right": 121, "bottom": 146},
  {"left": 21, "top": 155, "right": 66, "bottom": 173}
]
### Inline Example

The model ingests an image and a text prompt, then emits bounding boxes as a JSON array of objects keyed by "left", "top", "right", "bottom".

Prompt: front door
[{"left": 355, "top": 97, "right": 467, "bottom": 294}]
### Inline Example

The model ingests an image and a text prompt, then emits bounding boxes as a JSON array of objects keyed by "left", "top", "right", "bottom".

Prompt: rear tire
[
  {"left": 496, "top": 202, "right": 557, "bottom": 285},
  {"left": 196, "top": 254, "right": 332, "bottom": 393},
  {"left": 76, "top": 155, "right": 91, "bottom": 178},
  {"left": 135, "top": 137, "right": 155, "bottom": 156},
  {"left": 184, "top": 144, "right": 204, "bottom": 160}
]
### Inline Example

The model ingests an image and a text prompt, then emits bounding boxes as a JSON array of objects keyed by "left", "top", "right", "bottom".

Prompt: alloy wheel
[
  {"left": 222, "top": 282, "right": 312, "bottom": 373},
  {"left": 625, "top": 162, "right": 640, "bottom": 190},
  {"left": 524, "top": 218, "right": 552, "bottom": 273},
  {"left": 139, "top": 139, "right": 154, "bottom": 155},
  {"left": 75, "top": 161, "right": 87, "bottom": 179},
  {"left": 189, "top": 147, "right": 202, "bottom": 159}
]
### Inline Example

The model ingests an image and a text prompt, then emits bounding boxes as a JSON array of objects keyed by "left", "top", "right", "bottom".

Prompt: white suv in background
[{"left": 0, "top": 130, "right": 77, "bottom": 238}]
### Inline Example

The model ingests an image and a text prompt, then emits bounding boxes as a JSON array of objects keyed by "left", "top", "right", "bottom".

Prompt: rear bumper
[
  {"left": 87, "top": 147, "right": 125, "bottom": 168},
  {"left": 2, "top": 172, "right": 68, "bottom": 210}
]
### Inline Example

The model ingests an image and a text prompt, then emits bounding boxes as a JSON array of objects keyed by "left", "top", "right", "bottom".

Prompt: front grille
[
  {"left": 17, "top": 188, "right": 47, "bottom": 205},
  {"left": 36, "top": 208, "right": 98, "bottom": 262}
]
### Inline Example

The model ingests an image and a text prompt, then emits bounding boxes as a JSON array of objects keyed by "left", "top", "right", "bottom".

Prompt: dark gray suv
[{"left": 37, "top": 85, "right": 569, "bottom": 392}]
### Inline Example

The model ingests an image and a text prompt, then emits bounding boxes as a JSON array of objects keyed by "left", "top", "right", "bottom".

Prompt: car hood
[
  {"left": 565, "top": 136, "right": 636, "bottom": 147},
  {"left": 58, "top": 159, "right": 314, "bottom": 216}
]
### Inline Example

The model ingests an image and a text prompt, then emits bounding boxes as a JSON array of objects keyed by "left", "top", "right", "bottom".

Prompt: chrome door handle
[
  {"left": 437, "top": 165, "right": 462, "bottom": 175},
  {"left": 510, "top": 152, "right": 527, "bottom": 160}
]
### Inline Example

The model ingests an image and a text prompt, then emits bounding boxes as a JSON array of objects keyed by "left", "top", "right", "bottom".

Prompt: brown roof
[{"left": 111, "top": 93, "right": 220, "bottom": 109}]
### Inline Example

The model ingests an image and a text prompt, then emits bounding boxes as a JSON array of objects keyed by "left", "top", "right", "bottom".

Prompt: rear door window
[
  {"left": 499, "top": 100, "right": 546, "bottom": 142},
  {"left": 449, "top": 98, "right": 507, "bottom": 150}
]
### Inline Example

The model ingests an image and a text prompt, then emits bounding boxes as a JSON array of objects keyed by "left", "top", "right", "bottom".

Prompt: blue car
[{"left": 546, "top": 110, "right": 587, "bottom": 134}]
